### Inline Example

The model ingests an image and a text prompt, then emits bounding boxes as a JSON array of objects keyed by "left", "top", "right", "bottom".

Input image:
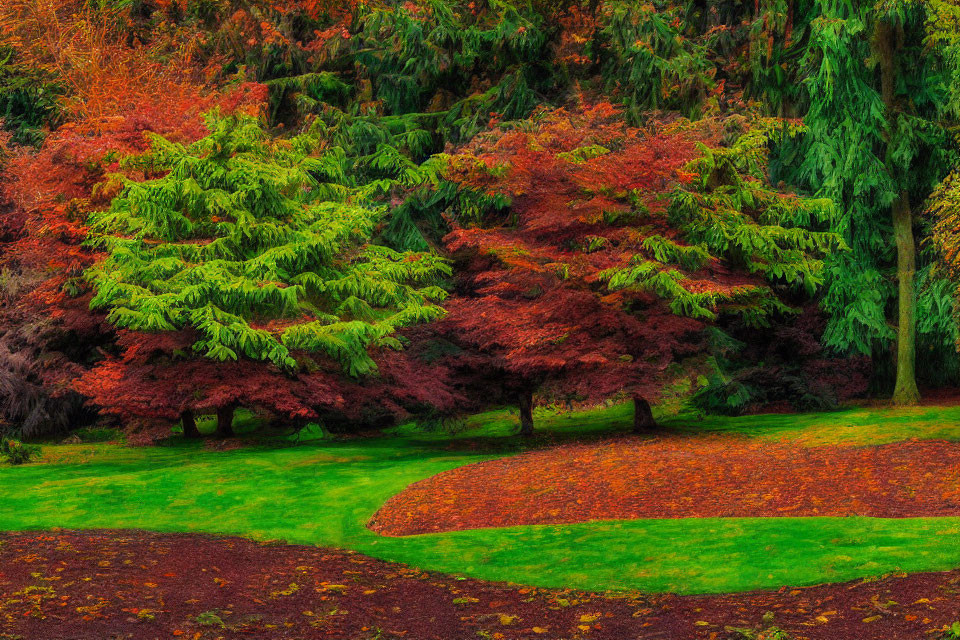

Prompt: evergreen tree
[
  {"left": 85, "top": 112, "right": 450, "bottom": 379},
  {"left": 782, "top": 0, "right": 955, "bottom": 404}
]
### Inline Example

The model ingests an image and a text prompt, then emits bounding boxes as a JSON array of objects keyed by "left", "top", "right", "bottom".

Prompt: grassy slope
[{"left": 3, "top": 404, "right": 960, "bottom": 594}]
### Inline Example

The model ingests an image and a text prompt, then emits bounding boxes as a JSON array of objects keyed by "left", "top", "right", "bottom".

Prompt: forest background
[{"left": 3, "top": 0, "right": 960, "bottom": 442}]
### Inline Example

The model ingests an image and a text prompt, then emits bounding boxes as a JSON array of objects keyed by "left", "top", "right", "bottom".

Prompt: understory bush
[
  {"left": 72, "top": 426, "right": 124, "bottom": 443},
  {"left": 0, "top": 436, "right": 39, "bottom": 464},
  {"left": 414, "top": 411, "right": 468, "bottom": 435},
  {"left": 692, "top": 366, "right": 838, "bottom": 416},
  {"left": 0, "top": 330, "right": 92, "bottom": 440},
  {"left": 691, "top": 312, "right": 870, "bottom": 416}
]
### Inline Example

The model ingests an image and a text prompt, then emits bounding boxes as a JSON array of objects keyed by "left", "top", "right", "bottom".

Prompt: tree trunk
[
  {"left": 892, "top": 192, "right": 920, "bottom": 405},
  {"left": 518, "top": 390, "right": 534, "bottom": 437},
  {"left": 632, "top": 396, "right": 657, "bottom": 433},
  {"left": 216, "top": 404, "right": 236, "bottom": 438},
  {"left": 180, "top": 410, "right": 200, "bottom": 439},
  {"left": 877, "top": 20, "right": 920, "bottom": 406}
]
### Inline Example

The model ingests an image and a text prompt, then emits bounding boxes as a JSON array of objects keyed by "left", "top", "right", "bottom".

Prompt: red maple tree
[
  {"left": 0, "top": 0, "right": 269, "bottom": 437},
  {"left": 438, "top": 103, "right": 833, "bottom": 434},
  {"left": 73, "top": 326, "right": 462, "bottom": 439}
]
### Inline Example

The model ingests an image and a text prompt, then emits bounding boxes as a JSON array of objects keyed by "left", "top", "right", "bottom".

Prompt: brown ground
[
  {"left": 1, "top": 530, "right": 959, "bottom": 639},
  {"left": 368, "top": 437, "right": 960, "bottom": 536}
]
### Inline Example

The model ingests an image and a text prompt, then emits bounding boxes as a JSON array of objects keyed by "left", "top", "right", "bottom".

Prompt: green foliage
[
  {"left": 415, "top": 411, "right": 468, "bottom": 435},
  {"left": 602, "top": 121, "right": 842, "bottom": 327},
  {"left": 0, "top": 437, "right": 40, "bottom": 465},
  {"left": 601, "top": 258, "right": 791, "bottom": 325},
  {"left": 85, "top": 112, "right": 450, "bottom": 376},
  {"left": 73, "top": 426, "right": 124, "bottom": 443},
  {"left": 926, "top": 0, "right": 960, "bottom": 116},
  {"left": 195, "top": 611, "right": 226, "bottom": 628},
  {"left": 689, "top": 326, "right": 840, "bottom": 416},
  {"left": 915, "top": 263, "right": 960, "bottom": 386},
  {"left": 692, "top": 365, "right": 838, "bottom": 416},
  {"left": 266, "top": 72, "right": 352, "bottom": 124},
  {"left": 789, "top": 7, "right": 892, "bottom": 357},
  {"left": 742, "top": 0, "right": 815, "bottom": 116},
  {"left": 556, "top": 144, "right": 610, "bottom": 165},
  {"left": 780, "top": 0, "right": 956, "bottom": 365},
  {"left": 352, "top": 0, "right": 548, "bottom": 117},
  {"left": 599, "top": 0, "right": 715, "bottom": 122},
  {"left": 293, "top": 105, "right": 513, "bottom": 251},
  {"left": 691, "top": 372, "right": 756, "bottom": 416},
  {"left": 673, "top": 130, "right": 840, "bottom": 296},
  {"left": 640, "top": 235, "right": 711, "bottom": 271},
  {"left": 0, "top": 46, "right": 61, "bottom": 146},
  {"left": 726, "top": 618, "right": 796, "bottom": 640},
  {"left": 259, "top": 0, "right": 564, "bottom": 252}
]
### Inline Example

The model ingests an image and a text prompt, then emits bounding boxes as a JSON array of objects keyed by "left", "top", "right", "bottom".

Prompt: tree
[
  {"left": 439, "top": 103, "right": 842, "bottom": 434},
  {"left": 780, "top": 0, "right": 956, "bottom": 405},
  {"left": 0, "top": 0, "right": 269, "bottom": 438},
  {"left": 79, "top": 112, "right": 451, "bottom": 433}
]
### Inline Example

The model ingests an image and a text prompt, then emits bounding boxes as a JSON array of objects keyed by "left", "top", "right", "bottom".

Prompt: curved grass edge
[
  {"left": 359, "top": 515, "right": 960, "bottom": 595},
  {"left": 4, "top": 404, "right": 960, "bottom": 595}
]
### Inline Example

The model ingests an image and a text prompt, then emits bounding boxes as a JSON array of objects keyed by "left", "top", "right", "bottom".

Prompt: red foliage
[
  {"left": 2, "top": 80, "right": 266, "bottom": 298},
  {"left": 439, "top": 104, "right": 731, "bottom": 409},
  {"left": 73, "top": 331, "right": 343, "bottom": 425},
  {"left": 73, "top": 327, "right": 463, "bottom": 433},
  {"left": 371, "top": 437, "right": 960, "bottom": 535},
  {"left": 0, "top": 3, "right": 268, "bottom": 433},
  {"left": 0, "top": 80, "right": 267, "bottom": 383},
  {"left": 7, "top": 529, "right": 960, "bottom": 640}
]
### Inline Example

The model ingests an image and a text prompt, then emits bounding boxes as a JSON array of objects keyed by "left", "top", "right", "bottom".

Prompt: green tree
[
  {"left": 783, "top": 0, "right": 955, "bottom": 404},
  {"left": 84, "top": 112, "right": 450, "bottom": 379},
  {"left": 599, "top": 0, "right": 715, "bottom": 122}
]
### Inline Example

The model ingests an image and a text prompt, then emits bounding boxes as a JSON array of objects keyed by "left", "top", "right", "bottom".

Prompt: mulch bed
[
  {"left": 1, "top": 530, "right": 960, "bottom": 639},
  {"left": 369, "top": 436, "right": 960, "bottom": 536}
]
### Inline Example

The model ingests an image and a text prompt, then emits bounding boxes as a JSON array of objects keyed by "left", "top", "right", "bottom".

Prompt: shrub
[
  {"left": 73, "top": 426, "right": 124, "bottom": 443},
  {"left": 415, "top": 411, "right": 468, "bottom": 435},
  {"left": 0, "top": 329, "right": 91, "bottom": 440},
  {"left": 195, "top": 611, "right": 226, "bottom": 628},
  {"left": 726, "top": 624, "right": 796, "bottom": 640},
  {"left": 939, "top": 621, "right": 960, "bottom": 639},
  {"left": 0, "top": 437, "right": 39, "bottom": 464}
]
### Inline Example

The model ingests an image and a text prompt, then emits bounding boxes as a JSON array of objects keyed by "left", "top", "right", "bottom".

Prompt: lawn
[{"left": 4, "top": 404, "right": 960, "bottom": 595}]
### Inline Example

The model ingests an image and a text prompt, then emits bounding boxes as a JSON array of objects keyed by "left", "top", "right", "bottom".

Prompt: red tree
[
  {"left": 73, "top": 327, "right": 462, "bottom": 439},
  {"left": 439, "top": 103, "right": 838, "bottom": 434},
  {"left": 0, "top": 0, "right": 268, "bottom": 437}
]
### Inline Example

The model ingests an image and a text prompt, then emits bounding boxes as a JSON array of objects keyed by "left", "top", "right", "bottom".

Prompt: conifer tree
[
  {"left": 783, "top": 0, "right": 955, "bottom": 404},
  {"left": 83, "top": 112, "right": 450, "bottom": 431}
]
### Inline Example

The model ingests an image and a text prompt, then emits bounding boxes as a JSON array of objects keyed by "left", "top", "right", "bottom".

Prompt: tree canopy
[
  {"left": 437, "top": 103, "right": 842, "bottom": 432},
  {"left": 85, "top": 112, "right": 450, "bottom": 377},
  {"left": 1, "top": 0, "right": 959, "bottom": 439}
]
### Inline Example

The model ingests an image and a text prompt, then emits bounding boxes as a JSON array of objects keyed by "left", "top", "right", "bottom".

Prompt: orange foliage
[
  {"left": 0, "top": 0, "right": 213, "bottom": 123},
  {"left": 0, "top": 0, "right": 268, "bottom": 408},
  {"left": 372, "top": 437, "right": 960, "bottom": 535}
]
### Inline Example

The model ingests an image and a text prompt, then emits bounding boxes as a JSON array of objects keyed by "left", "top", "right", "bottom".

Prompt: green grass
[
  {"left": 667, "top": 404, "right": 960, "bottom": 446},
  {"left": 4, "top": 403, "right": 960, "bottom": 594}
]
